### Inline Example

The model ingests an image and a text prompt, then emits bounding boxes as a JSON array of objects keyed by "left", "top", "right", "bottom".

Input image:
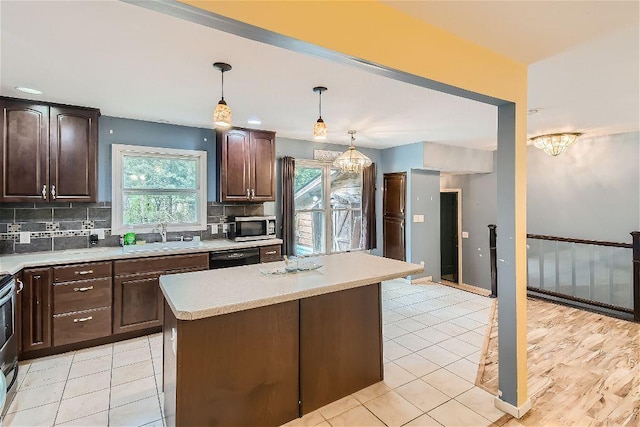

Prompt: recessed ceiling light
[
  {"left": 15, "top": 86, "right": 43, "bottom": 95},
  {"left": 247, "top": 119, "right": 261, "bottom": 125}
]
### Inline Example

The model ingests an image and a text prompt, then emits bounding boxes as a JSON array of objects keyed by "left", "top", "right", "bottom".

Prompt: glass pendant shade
[
  {"left": 213, "top": 62, "right": 232, "bottom": 128},
  {"left": 531, "top": 132, "right": 582, "bottom": 156},
  {"left": 333, "top": 131, "right": 372, "bottom": 173},
  {"left": 313, "top": 117, "right": 327, "bottom": 139},
  {"left": 213, "top": 99, "right": 232, "bottom": 128},
  {"left": 312, "top": 86, "right": 328, "bottom": 139}
]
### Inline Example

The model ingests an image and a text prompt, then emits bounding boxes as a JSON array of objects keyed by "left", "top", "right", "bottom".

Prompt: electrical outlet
[
  {"left": 222, "top": 223, "right": 229, "bottom": 233},
  {"left": 91, "top": 228, "right": 105, "bottom": 239},
  {"left": 210, "top": 224, "right": 219, "bottom": 234},
  {"left": 462, "top": 231, "right": 469, "bottom": 238}
]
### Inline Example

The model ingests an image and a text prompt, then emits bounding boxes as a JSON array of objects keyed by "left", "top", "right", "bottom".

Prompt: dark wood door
[
  {"left": 49, "top": 106, "right": 99, "bottom": 202},
  {"left": 218, "top": 129, "right": 250, "bottom": 201},
  {"left": 113, "top": 272, "right": 164, "bottom": 334},
  {"left": 21, "top": 267, "right": 52, "bottom": 352},
  {"left": 383, "top": 172, "right": 406, "bottom": 261},
  {"left": 249, "top": 131, "right": 276, "bottom": 201},
  {"left": 0, "top": 100, "right": 49, "bottom": 202},
  {"left": 440, "top": 192, "right": 459, "bottom": 281}
]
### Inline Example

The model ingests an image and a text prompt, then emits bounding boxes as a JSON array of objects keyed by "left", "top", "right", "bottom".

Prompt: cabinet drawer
[
  {"left": 53, "top": 277, "right": 112, "bottom": 315},
  {"left": 114, "top": 253, "right": 209, "bottom": 277},
  {"left": 53, "top": 307, "right": 111, "bottom": 347},
  {"left": 54, "top": 261, "right": 112, "bottom": 282},
  {"left": 260, "top": 245, "right": 282, "bottom": 263}
]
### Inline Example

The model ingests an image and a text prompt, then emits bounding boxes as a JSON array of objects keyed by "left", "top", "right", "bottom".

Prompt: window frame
[
  {"left": 294, "top": 159, "right": 364, "bottom": 255},
  {"left": 111, "top": 144, "right": 207, "bottom": 235}
]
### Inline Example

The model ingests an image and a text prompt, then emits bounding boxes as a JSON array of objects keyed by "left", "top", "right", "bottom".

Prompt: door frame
[{"left": 440, "top": 188, "right": 462, "bottom": 285}]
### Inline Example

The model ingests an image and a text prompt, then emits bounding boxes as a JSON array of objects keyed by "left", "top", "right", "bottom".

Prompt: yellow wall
[
  {"left": 180, "top": 0, "right": 529, "bottom": 407},
  {"left": 182, "top": 1, "right": 526, "bottom": 104}
]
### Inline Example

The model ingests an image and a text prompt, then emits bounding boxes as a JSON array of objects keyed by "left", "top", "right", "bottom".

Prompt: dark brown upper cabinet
[
  {"left": 0, "top": 97, "right": 99, "bottom": 203},
  {"left": 217, "top": 127, "right": 275, "bottom": 202}
]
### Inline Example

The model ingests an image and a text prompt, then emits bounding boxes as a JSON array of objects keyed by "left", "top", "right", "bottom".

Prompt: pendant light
[
  {"left": 312, "top": 86, "right": 327, "bottom": 140},
  {"left": 213, "top": 62, "right": 232, "bottom": 128},
  {"left": 333, "top": 130, "right": 372, "bottom": 173}
]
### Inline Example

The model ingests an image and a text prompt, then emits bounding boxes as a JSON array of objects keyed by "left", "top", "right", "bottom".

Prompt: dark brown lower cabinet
[
  {"left": 21, "top": 268, "right": 53, "bottom": 352},
  {"left": 53, "top": 307, "right": 111, "bottom": 347},
  {"left": 164, "top": 283, "right": 383, "bottom": 427},
  {"left": 113, "top": 253, "right": 209, "bottom": 335},
  {"left": 113, "top": 272, "right": 164, "bottom": 334}
]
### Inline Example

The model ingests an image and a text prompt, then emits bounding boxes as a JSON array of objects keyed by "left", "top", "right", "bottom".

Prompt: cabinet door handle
[
  {"left": 41, "top": 184, "right": 47, "bottom": 199},
  {"left": 73, "top": 316, "right": 93, "bottom": 323},
  {"left": 265, "top": 250, "right": 276, "bottom": 255},
  {"left": 250, "top": 189, "right": 255, "bottom": 199},
  {"left": 75, "top": 270, "right": 94, "bottom": 275},
  {"left": 16, "top": 278, "right": 24, "bottom": 294},
  {"left": 51, "top": 185, "right": 56, "bottom": 199},
  {"left": 73, "top": 286, "right": 94, "bottom": 292},
  {"left": 246, "top": 188, "right": 250, "bottom": 198}
]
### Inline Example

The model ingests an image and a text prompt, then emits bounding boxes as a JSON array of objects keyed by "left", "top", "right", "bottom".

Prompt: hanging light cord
[
  {"left": 318, "top": 90, "right": 322, "bottom": 119},
  {"left": 220, "top": 70, "right": 225, "bottom": 101}
]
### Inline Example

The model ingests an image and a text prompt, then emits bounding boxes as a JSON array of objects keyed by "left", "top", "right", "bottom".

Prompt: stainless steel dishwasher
[{"left": 209, "top": 248, "right": 260, "bottom": 269}]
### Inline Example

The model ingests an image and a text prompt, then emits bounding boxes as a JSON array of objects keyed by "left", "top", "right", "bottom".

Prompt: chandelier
[
  {"left": 530, "top": 132, "right": 582, "bottom": 156},
  {"left": 333, "top": 130, "right": 372, "bottom": 173},
  {"left": 213, "top": 62, "right": 232, "bottom": 128}
]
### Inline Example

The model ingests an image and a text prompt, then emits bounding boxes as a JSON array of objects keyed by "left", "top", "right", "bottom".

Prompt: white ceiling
[{"left": 1, "top": 1, "right": 638, "bottom": 150}]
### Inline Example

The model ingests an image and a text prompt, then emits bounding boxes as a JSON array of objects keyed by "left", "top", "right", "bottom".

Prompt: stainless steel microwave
[{"left": 229, "top": 216, "right": 277, "bottom": 242}]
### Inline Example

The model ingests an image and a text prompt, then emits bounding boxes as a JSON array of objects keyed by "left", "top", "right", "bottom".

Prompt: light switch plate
[
  {"left": 413, "top": 214, "right": 425, "bottom": 223},
  {"left": 19, "top": 232, "right": 30, "bottom": 244},
  {"left": 210, "top": 224, "right": 219, "bottom": 234},
  {"left": 462, "top": 231, "right": 469, "bottom": 238}
]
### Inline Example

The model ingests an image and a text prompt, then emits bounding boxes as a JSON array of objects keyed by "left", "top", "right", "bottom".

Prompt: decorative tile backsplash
[{"left": 0, "top": 201, "right": 265, "bottom": 255}]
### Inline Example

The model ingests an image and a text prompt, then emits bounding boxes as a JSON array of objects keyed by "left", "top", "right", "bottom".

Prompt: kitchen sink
[{"left": 122, "top": 240, "right": 204, "bottom": 254}]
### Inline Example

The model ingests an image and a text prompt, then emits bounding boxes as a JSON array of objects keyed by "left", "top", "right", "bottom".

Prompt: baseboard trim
[{"left": 494, "top": 396, "right": 532, "bottom": 419}]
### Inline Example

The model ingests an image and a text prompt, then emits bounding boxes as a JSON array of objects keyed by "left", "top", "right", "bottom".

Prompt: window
[
  {"left": 111, "top": 144, "right": 207, "bottom": 235},
  {"left": 294, "top": 160, "right": 364, "bottom": 255}
]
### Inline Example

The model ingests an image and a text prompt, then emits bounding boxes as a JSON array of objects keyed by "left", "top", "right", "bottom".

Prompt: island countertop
[{"left": 160, "top": 252, "right": 423, "bottom": 320}]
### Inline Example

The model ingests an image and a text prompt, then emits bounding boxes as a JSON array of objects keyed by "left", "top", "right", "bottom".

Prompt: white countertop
[
  {"left": 160, "top": 252, "right": 423, "bottom": 320},
  {"left": 0, "top": 238, "right": 283, "bottom": 275}
]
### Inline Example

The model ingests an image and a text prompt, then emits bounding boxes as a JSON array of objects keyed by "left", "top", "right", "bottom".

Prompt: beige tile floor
[{"left": 5, "top": 279, "right": 502, "bottom": 426}]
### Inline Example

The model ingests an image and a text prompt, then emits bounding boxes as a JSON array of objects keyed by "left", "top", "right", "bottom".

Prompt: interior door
[
  {"left": 383, "top": 172, "right": 406, "bottom": 261},
  {"left": 440, "top": 192, "right": 459, "bottom": 282}
]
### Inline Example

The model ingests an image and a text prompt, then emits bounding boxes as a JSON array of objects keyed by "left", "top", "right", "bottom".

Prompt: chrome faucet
[{"left": 156, "top": 222, "right": 167, "bottom": 243}]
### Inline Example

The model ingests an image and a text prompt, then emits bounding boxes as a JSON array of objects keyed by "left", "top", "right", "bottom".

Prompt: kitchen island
[{"left": 160, "top": 252, "right": 423, "bottom": 427}]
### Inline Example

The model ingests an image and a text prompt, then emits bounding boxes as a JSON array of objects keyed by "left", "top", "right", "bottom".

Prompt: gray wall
[
  {"left": 380, "top": 143, "right": 441, "bottom": 279},
  {"left": 410, "top": 170, "right": 441, "bottom": 281},
  {"left": 527, "top": 132, "right": 640, "bottom": 242},
  {"left": 441, "top": 132, "right": 639, "bottom": 290},
  {"left": 441, "top": 159, "right": 497, "bottom": 289},
  {"left": 98, "top": 116, "right": 217, "bottom": 201}
]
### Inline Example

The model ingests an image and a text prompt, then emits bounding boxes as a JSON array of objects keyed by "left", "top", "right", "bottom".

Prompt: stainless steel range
[{"left": 0, "top": 274, "right": 18, "bottom": 418}]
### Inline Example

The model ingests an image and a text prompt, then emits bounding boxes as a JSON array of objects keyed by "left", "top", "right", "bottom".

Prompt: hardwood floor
[{"left": 477, "top": 297, "right": 640, "bottom": 426}]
